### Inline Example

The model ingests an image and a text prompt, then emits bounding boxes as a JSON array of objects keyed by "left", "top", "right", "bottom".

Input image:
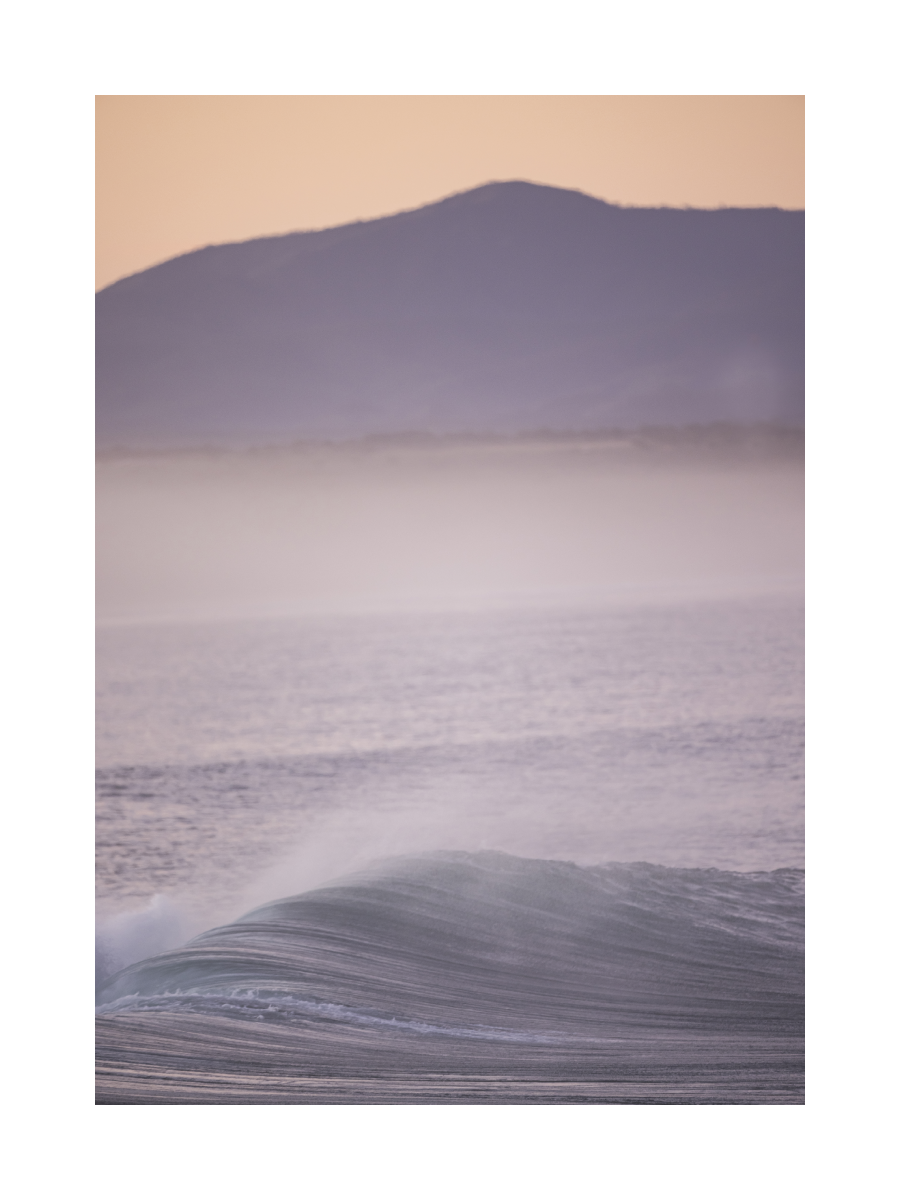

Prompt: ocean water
[{"left": 96, "top": 595, "right": 804, "bottom": 1103}]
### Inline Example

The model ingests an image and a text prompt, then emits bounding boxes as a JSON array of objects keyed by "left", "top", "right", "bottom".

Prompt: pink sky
[{"left": 96, "top": 95, "right": 804, "bottom": 289}]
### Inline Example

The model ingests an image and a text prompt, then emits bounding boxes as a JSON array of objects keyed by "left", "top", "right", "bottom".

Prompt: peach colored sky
[{"left": 96, "top": 96, "right": 804, "bottom": 290}]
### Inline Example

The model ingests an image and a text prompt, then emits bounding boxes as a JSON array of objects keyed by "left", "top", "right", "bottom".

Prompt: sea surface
[{"left": 96, "top": 595, "right": 804, "bottom": 1103}]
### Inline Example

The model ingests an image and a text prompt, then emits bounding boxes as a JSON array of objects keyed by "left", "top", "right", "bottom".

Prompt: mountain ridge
[{"left": 97, "top": 180, "right": 804, "bottom": 447}]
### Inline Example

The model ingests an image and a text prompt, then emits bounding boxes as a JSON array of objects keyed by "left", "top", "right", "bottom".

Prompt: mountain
[{"left": 96, "top": 181, "right": 804, "bottom": 447}]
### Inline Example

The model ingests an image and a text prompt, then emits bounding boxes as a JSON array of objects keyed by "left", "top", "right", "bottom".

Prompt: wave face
[{"left": 96, "top": 852, "right": 803, "bottom": 1103}]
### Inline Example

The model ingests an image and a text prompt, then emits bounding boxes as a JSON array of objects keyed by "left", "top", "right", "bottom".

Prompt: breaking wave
[{"left": 96, "top": 851, "right": 803, "bottom": 1102}]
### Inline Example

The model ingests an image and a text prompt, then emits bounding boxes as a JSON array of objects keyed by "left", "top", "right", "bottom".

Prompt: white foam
[{"left": 95, "top": 894, "right": 194, "bottom": 984}]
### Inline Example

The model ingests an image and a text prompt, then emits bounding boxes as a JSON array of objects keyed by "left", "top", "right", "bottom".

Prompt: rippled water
[{"left": 96, "top": 595, "right": 803, "bottom": 1103}]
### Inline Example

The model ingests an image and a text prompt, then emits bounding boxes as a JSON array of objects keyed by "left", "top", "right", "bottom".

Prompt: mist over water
[
  {"left": 96, "top": 430, "right": 804, "bottom": 1103},
  {"left": 96, "top": 432, "right": 802, "bottom": 623}
]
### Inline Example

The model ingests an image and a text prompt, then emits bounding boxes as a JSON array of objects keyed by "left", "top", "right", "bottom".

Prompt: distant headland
[{"left": 96, "top": 181, "right": 804, "bottom": 449}]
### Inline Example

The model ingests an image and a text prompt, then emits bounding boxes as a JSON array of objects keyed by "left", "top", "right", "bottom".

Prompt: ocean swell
[{"left": 96, "top": 852, "right": 803, "bottom": 1102}]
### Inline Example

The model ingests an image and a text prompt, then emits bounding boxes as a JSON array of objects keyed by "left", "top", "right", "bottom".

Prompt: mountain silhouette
[{"left": 96, "top": 181, "right": 804, "bottom": 446}]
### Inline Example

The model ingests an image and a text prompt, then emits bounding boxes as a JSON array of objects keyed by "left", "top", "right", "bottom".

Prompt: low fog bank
[{"left": 97, "top": 427, "right": 803, "bottom": 623}]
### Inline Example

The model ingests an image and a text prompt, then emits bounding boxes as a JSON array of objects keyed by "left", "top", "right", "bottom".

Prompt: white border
[{"left": 9, "top": 0, "right": 894, "bottom": 1193}]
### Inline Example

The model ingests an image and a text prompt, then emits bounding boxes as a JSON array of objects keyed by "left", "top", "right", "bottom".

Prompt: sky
[{"left": 96, "top": 95, "right": 804, "bottom": 290}]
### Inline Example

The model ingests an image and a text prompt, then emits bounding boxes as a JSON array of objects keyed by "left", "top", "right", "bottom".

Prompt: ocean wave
[
  {"left": 96, "top": 987, "right": 588, "bottom": 1044},
  {"left": 97, "top": 851, "right": 802, "bottom": 1031},
  {"left": 96, "top": 851, "right": 803, "bottom": 1102}
]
